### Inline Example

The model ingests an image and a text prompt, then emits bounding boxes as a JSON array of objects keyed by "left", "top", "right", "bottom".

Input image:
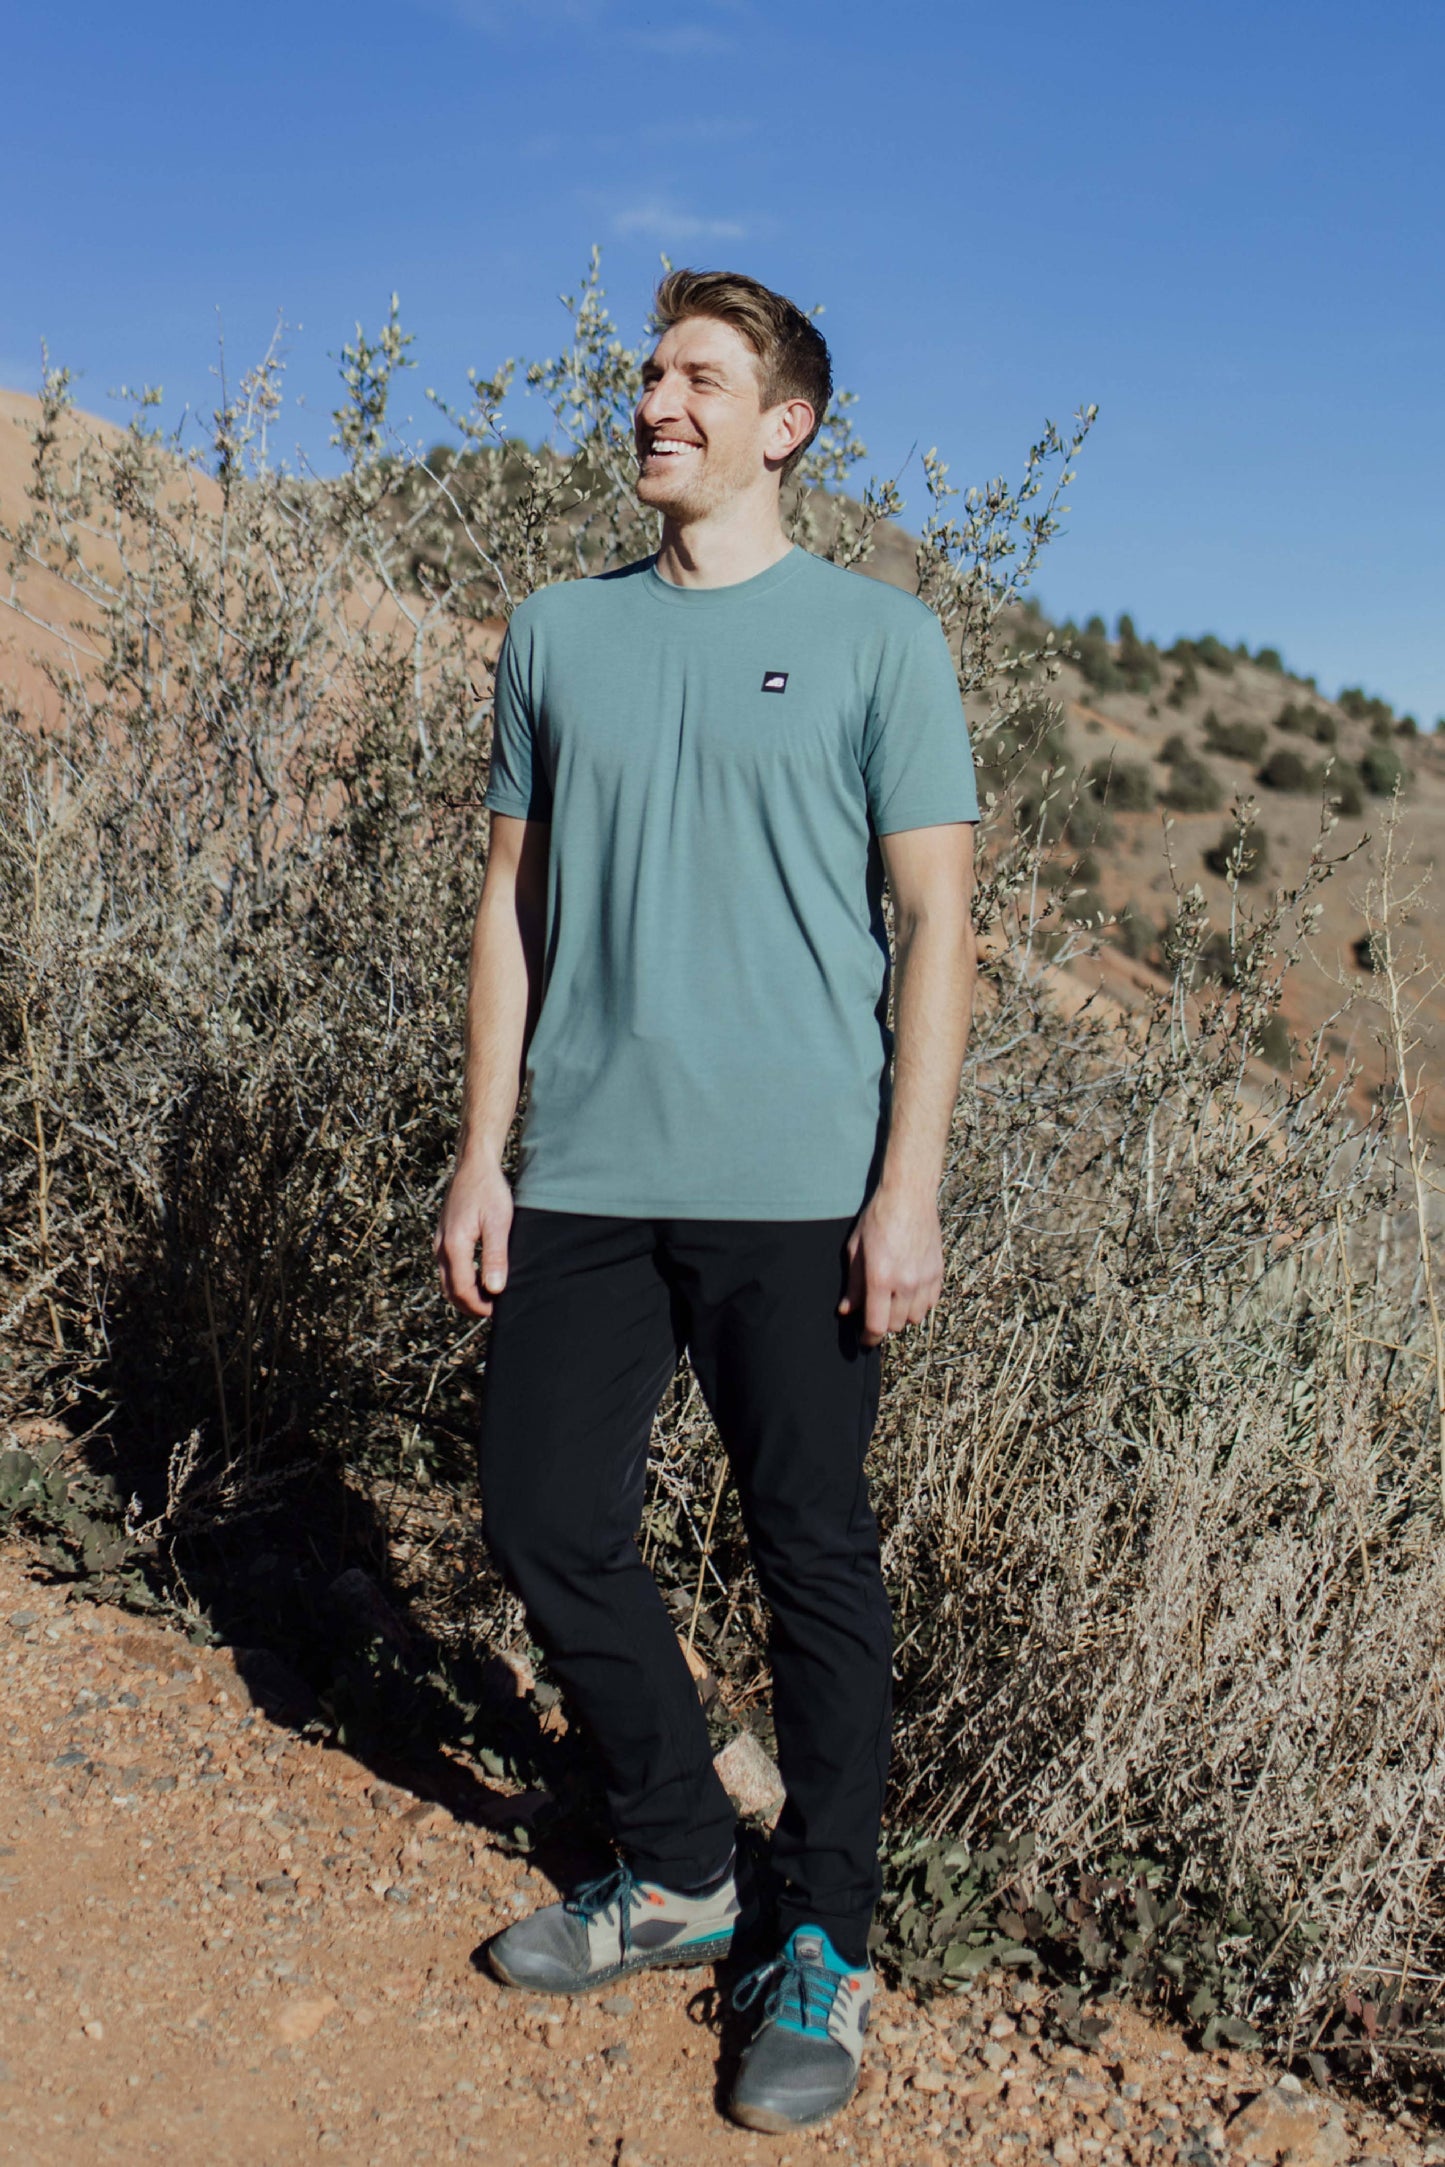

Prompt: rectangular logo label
[{"left": 761, "top": 671, "right": 788, "bottom": 694}]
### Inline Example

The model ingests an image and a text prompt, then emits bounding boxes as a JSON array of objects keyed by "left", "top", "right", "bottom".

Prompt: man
[{"left": 436, "top": 267, "right": 978, "bottom": 2134}]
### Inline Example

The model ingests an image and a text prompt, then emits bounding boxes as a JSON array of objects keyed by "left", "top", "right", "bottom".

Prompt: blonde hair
[{"left": 651, "top": 268, "right": 832, "bottom": 479}]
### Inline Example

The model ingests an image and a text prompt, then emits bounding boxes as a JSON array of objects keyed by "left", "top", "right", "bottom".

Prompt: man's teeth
[{"left": 648, "top": 439, "right": 699, "bottom": 455}]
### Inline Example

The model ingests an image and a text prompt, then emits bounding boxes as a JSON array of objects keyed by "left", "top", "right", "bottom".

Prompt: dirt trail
[{"left": 0, "top": 1545, "right": 1435, "bottom": 2167}]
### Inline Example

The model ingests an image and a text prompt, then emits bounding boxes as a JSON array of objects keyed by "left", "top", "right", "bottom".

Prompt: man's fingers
[
  {"left": 437, "top": 1224, "right": 492, "bottom": 1319},
  {"left": 480, "top": 1218, "right": 511, "bottom": 1297},
  {"left": 837, "top": 1233, "right": 865, "bottom": 1315},
  {"left": 863, "top": 1275, "right": 893, "bottom": 1347}
]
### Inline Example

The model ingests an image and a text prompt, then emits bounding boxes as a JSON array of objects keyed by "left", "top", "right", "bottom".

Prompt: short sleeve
[
  {"left": 484, "top": 611, "right": 553, "bottom": 822},
  {"left": 860, "top": 609, "right": 980, "bottom": 835}
]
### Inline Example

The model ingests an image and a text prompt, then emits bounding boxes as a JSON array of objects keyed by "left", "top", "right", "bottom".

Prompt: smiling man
[{"left": 436, "top": 268, "right": 978, "bottom": 2133}]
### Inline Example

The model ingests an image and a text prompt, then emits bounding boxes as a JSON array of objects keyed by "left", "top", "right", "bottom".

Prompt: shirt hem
[{"left": 513, "top": 1185, "right": 869, "bottom": 1220}]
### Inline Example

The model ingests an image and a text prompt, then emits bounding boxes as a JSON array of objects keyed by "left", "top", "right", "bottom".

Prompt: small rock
[
  {"left": 711, "top": 1732, "right": 785, "bottom": 1825},
  {"left": 481, "top": 1648, "right": 536, "bottom": 1701},
  {"left": 82, "top": 2020, "right": 104, "bottom": 2041},
  {"left": 8, "top": 1611, "right": 38, "bottom": 1630},
  {"left": 272, "top": 1994, "right": 338, "bottom": 2045},
  {"left": 602, "top": 2043, "right": 630, "bottom": 2067},
  {"left": 988, "top": 2015, "right": 1018, "bottom": 2039},
  {"left": 1227, "top": 2086, "right": 1350, "bottom": 2165},
  {"left": 256, "top": 1873, "right": 297, "bottom": 1898},
  {"left": 599, "top": 1993, "right": 635, "bottom": 2017}
]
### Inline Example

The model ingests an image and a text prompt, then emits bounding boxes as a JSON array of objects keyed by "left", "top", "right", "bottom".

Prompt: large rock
[
  {"left": 1227, "top": 2086, "right": 1352, "bottom": 2165},
  {"left": 712, "top": 1732, "right": 785, "bottom": 1825}
]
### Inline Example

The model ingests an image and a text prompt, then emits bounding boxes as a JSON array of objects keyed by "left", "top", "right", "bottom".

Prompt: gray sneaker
[
  {"left": 486, "top": 1860, "right": 741, "bottom": 1995},
  {"left": 727, "top": 1925, "right": 876, "bottom": 2132}
]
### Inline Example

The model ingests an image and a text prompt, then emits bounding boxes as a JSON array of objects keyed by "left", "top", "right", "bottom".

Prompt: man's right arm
[{"left": 434, "top": 811, "right": 550, "bottom": 1318}]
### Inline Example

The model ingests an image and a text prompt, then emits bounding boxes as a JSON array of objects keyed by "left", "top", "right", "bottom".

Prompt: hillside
[{"left": 997, "top": 612, "right": 1443, "bottom": 1138}]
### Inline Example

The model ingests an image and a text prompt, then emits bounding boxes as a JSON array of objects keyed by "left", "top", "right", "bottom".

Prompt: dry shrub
[{"left": 2, "top": 258, "right": 1442, "bottom": 2086}]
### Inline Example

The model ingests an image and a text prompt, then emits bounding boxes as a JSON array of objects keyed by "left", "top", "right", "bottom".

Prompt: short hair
[{"left": 650, "top": 268, "right": 833, "bottom": 481}]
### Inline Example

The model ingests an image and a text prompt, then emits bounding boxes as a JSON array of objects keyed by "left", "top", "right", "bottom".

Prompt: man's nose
[{"left": 637, "top": 376, "right": 681, "bottom": 426}]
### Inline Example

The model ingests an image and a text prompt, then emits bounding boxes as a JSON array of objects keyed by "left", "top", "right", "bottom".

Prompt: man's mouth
[{"left": 641, "top": 437, "right": 702, "bottom": 461}]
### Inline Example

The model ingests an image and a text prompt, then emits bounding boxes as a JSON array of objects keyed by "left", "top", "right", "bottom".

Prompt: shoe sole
[
  {"left": 726, "top": 2068, "right": 860, "bottom": 2135},
  {"left": 486, "top": 1930, "right": 736, "bottom": 1996}
]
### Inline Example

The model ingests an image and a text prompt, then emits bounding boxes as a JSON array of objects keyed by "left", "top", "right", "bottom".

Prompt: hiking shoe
[
  {"left": 486, "top": 1859, "right": 741, "bottom": 1995},
  {"left": 727, "top": 1925, "right": 875, "bottom": 2132}
]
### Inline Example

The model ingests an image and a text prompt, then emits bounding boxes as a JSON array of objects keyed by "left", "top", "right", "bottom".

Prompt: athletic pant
[{"left": 476, "top": 1206, "right": 892, "bottom": 1966}]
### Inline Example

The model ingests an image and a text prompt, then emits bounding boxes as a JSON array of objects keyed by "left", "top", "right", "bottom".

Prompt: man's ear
[{"left": 765, "top": 397, "right": 815, "bottom": 468}]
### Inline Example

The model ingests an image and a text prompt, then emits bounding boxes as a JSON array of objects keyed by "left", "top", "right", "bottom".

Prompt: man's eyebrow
[{"left": 639, "top": 356, "right": 733, "bottom": 381}]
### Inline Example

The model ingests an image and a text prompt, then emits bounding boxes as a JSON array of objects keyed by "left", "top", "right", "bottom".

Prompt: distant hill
[{"left": 978, "top": 602, "right": 1444, "bottom": 1139}]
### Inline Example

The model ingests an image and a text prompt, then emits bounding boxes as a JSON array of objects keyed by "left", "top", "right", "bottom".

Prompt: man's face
[{"left": 634, "top": 315, "right": 794, "bottom": 520}]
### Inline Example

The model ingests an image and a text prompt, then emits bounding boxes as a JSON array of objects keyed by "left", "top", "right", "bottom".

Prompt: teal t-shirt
[{"left": 483, "top": 543, "right": 979, "bottom": 1218}]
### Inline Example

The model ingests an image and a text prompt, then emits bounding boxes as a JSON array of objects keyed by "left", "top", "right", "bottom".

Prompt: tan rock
[
  {"left": 1227, "top": 2086, "right": 1351, "bottom": 2165},
  {"left": 272, "top": 1993, "right": 338, "bottom": 2045},
  {"left": 711, "top": 1732, "right": 785, "bottom": 1825}
]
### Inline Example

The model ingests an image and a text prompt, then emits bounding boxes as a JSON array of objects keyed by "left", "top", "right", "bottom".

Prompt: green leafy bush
[
  {"left": 1274, "top": 700, "right": 1337, "bottom": 744},
  {"left": 1160, "top": 752, "right": 1223, "bottom": 811},
  {"left": 1059, "top": 883, "right": 1107, "bottom": 925},
  {"left": 1070, "top": 615, "right": 1124, "bottom": 695},
  {"left": 1116, "top": 613, "right": 1162, "bottom": 694},
  {"left": 1203, "top": 823, "right": 1271, "bottom": 884},
  {"left": 1252, "top": 1012, "right": 1292, "bottom": 1070},
  {"left": 1339, "top": 686, "right": 1394, "bottom": 729},
  {"left": 1254, "top": 645, "right": 1284, "bottom": 672},
  {"left": 1085, "top": 757, "right": 1154, "bottom": 810},
  {"left": 1258, "top": 747, "right": 1317, "bottom": 792},
  {"left": 1203, "top": 712, "right": 1267, "bottom": 762},
  {"left": 1323, "top": 765, "right": 1364, "bottom": 817},
  {"left": 1113, "top": 898, "right": 1157, "bottom": 961},
  {"left": 1361, "top": 742, "right": 1407, "bottom": 795},
  {"left": 1064, "top": 801, "right": 1116, "bottom": 849},
  {"left": 1165, "top": 658, "right": 1200, "bottom": 709}
]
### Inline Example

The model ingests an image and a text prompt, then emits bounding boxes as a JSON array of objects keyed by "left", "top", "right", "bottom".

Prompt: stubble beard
[{"left": 634, "top": 442, "right": 752, "bottom": 527}]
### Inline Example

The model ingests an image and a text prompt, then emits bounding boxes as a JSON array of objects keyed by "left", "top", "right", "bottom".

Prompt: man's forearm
[
  {"left": 454, "top": 880, "right": 545, "bottom": 1170},
  {"left": 877, "top": 910, "right": 975, "bottom": 1199}
]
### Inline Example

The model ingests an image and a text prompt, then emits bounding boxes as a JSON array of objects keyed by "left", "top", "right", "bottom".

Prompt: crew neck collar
[{"left": 642, "top": 544, "right": 805, "bottom": 606}]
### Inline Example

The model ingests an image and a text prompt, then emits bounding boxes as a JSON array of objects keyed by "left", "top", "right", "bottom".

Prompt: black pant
[{"left": 476, "top": 1207, "right": 891, "bottom": 1965}]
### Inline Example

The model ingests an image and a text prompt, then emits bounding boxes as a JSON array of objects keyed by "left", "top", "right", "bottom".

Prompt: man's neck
[{"left": 653, "top": 501, "right": 794, "bottom": 590}]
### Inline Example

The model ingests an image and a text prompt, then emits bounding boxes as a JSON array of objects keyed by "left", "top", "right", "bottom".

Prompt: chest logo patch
[{"left": 761, "top": 670, "right": 789, "bottom": 694}]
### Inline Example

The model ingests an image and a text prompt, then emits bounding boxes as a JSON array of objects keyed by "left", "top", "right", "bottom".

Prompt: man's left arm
[{"left": 838, "top": 820, "right": 977, "bottom": 1348}]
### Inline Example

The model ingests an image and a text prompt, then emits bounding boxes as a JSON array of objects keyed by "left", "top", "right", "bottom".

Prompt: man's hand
[
  {"left": 837, "top": 1183, "right": 945, "bottom": 1348},
  {"left": 435, "top": 1156, "right": 514, "bottom": 1319}
]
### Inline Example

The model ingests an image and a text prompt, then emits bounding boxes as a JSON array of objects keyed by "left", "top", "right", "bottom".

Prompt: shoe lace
[
  {"left": 564, "top": 1863, "right": 645, "bottom": 1962},
  {"left": 731, "top": 1947, "right": 837, "bottom": 2037}
]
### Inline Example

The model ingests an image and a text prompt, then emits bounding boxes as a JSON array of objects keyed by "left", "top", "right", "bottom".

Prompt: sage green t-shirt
[{"left": 483, "top": 544, "right": 979, "bottom": 1218}]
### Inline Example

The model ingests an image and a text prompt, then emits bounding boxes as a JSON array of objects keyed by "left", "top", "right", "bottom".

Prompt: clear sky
[{"left": 5, "top": 0, "right": 1441, "bottom": 724}]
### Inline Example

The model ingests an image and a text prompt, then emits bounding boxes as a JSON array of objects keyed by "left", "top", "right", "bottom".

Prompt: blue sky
[{"left": 5, "top": 0, "right": 1441, "bottom": 723}]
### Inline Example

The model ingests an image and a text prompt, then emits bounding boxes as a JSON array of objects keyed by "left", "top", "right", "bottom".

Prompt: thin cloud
[{"left": 612, "top": 199, "right": 747, "bottom": 243}]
